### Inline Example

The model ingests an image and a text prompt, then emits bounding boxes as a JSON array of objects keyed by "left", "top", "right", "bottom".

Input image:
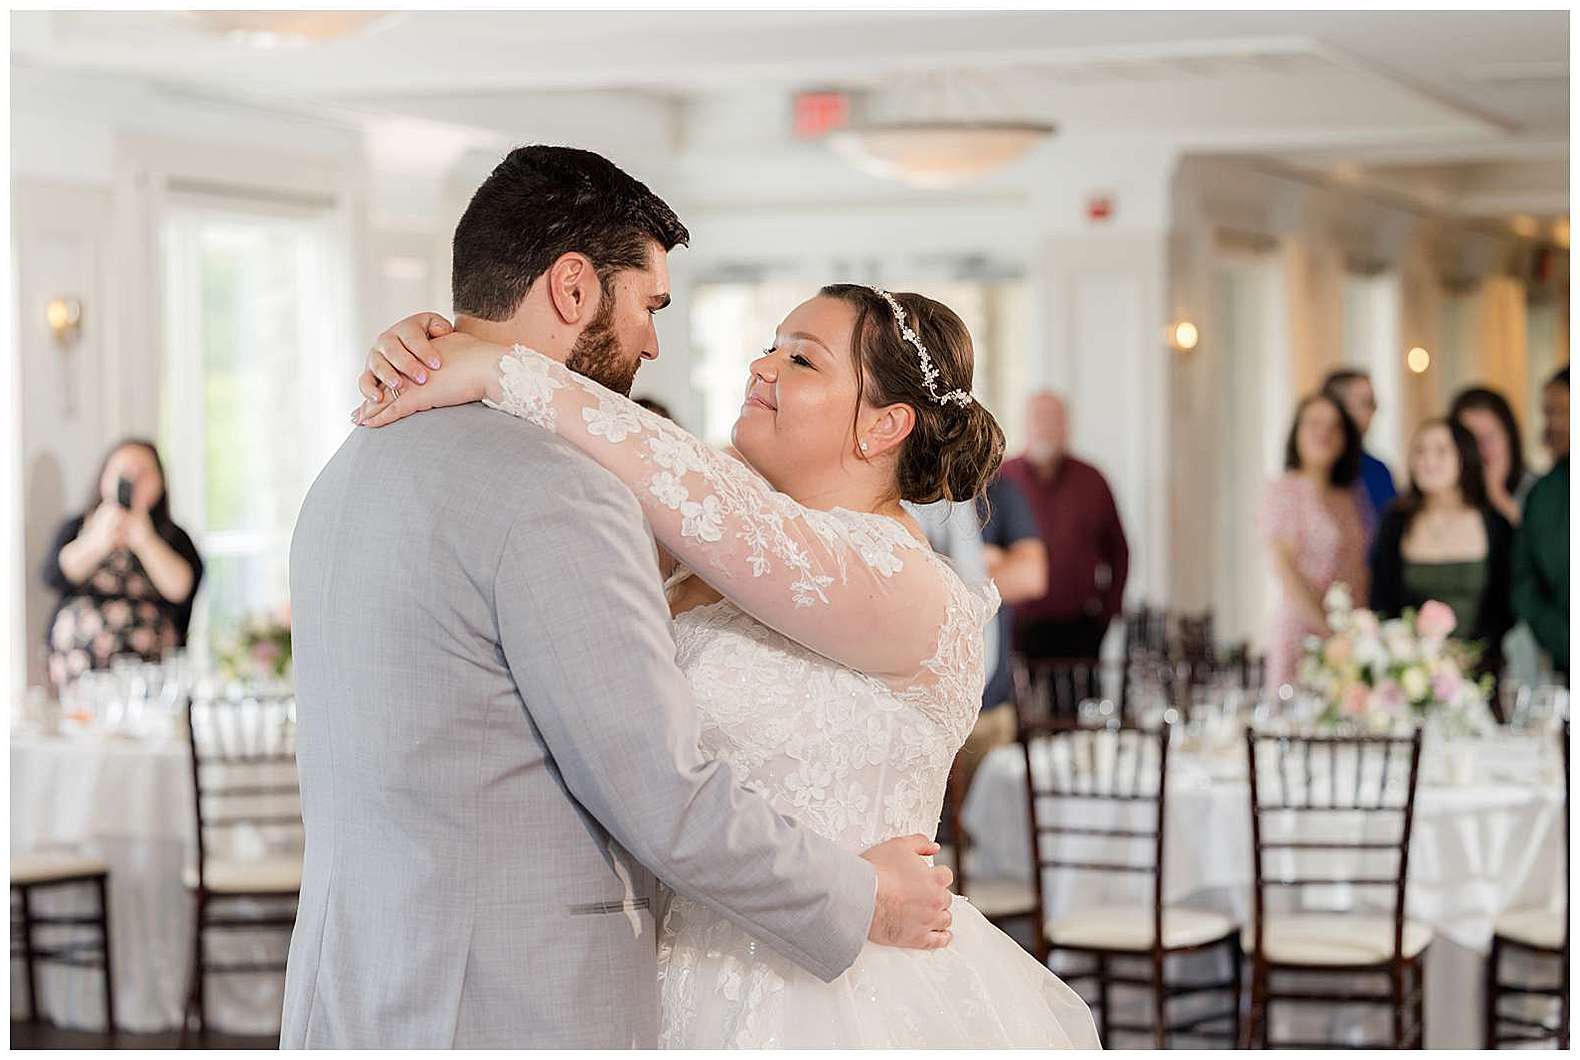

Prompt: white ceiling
[{"left": 11, "top": 9, "right": 1570, "bottom": 222}]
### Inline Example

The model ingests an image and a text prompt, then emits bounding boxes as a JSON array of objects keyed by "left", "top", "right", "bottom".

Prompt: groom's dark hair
[{"left": 452, "top": 145, "right": 690, "bottom": 321}]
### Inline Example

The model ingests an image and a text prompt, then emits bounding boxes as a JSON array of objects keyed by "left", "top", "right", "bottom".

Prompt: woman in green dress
[{"left": 1370, "top": 419, "right": 1515, "bottom": 702}]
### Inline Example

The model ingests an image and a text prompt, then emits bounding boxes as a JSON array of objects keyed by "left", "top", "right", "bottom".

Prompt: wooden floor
[{"left": 10, "top": 1020, "right": 276, "bottom": 1050}]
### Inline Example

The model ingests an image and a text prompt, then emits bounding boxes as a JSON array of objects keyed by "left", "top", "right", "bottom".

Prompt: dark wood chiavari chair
[
  {"left": 1484, "top": 720, "right": 1569, "bottom": 1048},
  {"left": 179, "top": 694, "right": 302, "bottom": 1047},
  {"left": 1172, "top": 610, "right": 1216, "bottom": 665},
  {"left": 1021, "top": 719, "right": 1240, "bottom": 1048},
  {"left": 1124, "top": 606, "right": 1169, "bottom": 661},
  {"left": 10, "top": 851, "right": 115, "bottom": 1036},
  {"left": 1012, "top": 656, "right": 1129, "bottom": 727},
  {"left": 1243, "top": 727, "right": 1428, "bottom": 1049}
]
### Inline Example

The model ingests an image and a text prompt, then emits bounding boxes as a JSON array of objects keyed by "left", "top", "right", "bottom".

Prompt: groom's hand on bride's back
[{"left": 862, "top": 834, "right": 954, "bottom": 950}]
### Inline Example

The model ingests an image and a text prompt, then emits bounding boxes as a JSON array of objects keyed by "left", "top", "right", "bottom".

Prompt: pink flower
[
  {"left": 1417, "top": 600, "right": 1457, "bottom": 640},
  {"left": 1341, "top": 684, "right": 1370, "bottom": 716},
  {"left": 1431, "top": 668, "right": 1462, "bottom": 703},
  {"left": 1370, "top": 680, "right": 1405, "bottom": 715}
]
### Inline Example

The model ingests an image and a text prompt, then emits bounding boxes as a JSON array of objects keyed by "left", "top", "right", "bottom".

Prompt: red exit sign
[{"left": 793, "top": 91, "right": 850, "bottom": 139}]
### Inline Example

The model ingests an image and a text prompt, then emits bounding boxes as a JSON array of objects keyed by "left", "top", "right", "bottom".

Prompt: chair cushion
[
  {"left": 1496, "top": 908, "right": 1567, "bottom": 950},
  {"left": 1243, "top": 913, "right": 1432, "bottom": 966},
  {"left": 962, "top": 877, "right": 1037, "bottom": 919},
  {"left": 11, "top": 849, "right": 108, "bottom": 886},
  {"left": 1047, "top": 904, "right": 1236, "bottom": 952},
  {"left": 183, "top": 856, "right": 301, "bottom": 895}
]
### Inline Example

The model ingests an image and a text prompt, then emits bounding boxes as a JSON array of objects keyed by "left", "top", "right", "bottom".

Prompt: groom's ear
[{"left": 545, "top": 253, "right": 600, "bottom": 326}]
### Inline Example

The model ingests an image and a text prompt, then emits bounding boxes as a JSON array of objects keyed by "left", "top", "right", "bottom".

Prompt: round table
[
  {"left": 10, "top": 726, "right": 291, "bottom": 1034},
  {"left": 960, "top": 729, "right": 1567, "bottom": 1048}
]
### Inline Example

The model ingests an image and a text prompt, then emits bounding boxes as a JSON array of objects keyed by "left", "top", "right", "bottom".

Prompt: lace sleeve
[{"left": 485, "top": 344, "right": 979, "bottom": 685}]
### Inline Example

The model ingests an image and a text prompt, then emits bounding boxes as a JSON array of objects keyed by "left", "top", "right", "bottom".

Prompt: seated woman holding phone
[{"left": 42, "top": 439, "right": 203, "bottom": 691}]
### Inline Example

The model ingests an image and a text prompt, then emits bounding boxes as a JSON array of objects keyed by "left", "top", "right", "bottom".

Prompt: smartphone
[{"left": 116, "top": 476, "right": 134, "bottom": 510}]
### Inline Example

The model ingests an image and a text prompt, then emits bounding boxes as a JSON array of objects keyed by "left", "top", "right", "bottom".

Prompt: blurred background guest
[
  {"left": 1000, "top": 391, "right": 1129, "bottom": 664},
  {"left": 41, "top": 440, "right": 203, "bottom": 691},
  {"left": 1450, "top": 386, "right": 1532, "bottom": 527},
  {"left": 1513, "top": 366, "right": 1570, "bottom": 678},
  {"left": 634, "top": 396, "right": 675, "bottom": 422},
  {"left": 1369, "top": 419, "right": 1512, "bottom": 686},
  {"left": 951, "top": 474, "right": 1045, "bottom": 796},
  {"left": 1261, "top": 393, "right": 1369, "bottom": 692},
  {"left": 1323, "top": 367, "right": 1396, "bottom": 541}
]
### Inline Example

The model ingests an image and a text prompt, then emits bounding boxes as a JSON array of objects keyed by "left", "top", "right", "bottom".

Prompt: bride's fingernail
[
  {"left": 416, "top": 371, "right": 427, "bottom": 384},
  {"left": 428, "top": 358, "right": 441, "bottom": 370}
]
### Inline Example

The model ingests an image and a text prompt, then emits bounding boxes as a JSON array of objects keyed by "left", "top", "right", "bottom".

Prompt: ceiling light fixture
[
  {"left": 828, "top": 70, "right": 1054, "bottom": 189},
  {"left": 189, "top": 11, "right": 392, "bottom": 48}
]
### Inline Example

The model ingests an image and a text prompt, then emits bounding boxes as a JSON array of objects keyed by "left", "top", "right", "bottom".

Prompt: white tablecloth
[
  {"left": 961, "top": 731, "right": 1567, "bottom": 1048},
  {"left": 10, "top": 729, "right": 292, "bottom": 1034}
]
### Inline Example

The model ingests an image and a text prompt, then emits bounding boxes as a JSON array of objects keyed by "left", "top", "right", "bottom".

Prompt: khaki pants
[{"left": 953, "top": 703, "right": 1018, "bottom": 800}]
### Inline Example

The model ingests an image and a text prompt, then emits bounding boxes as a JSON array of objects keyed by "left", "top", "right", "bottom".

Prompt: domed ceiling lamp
[
  {"left": 827, "top": 69, "right": 1054, "bottom": 189},
  {"left": 188, "top": 11, "right": 394, "bottom": 48}
]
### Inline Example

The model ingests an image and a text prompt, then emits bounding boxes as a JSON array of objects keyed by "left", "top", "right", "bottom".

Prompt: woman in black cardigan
[
  {"left": 42, "top": 439, "right": 204, "bottom": 691},
  {"left": 1370, "top": 418, "right": 1514, "bottom": 686}
]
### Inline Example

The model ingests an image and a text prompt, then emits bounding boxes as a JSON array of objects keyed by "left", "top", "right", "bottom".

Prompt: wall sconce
[
  {"left": 1170, "top": 320, "right": 1200, "bottom": 353},
  {"left": 1407, "top": 346, "right": 1431, "bottom": 374},
  {"left": 46, "top": 297, "right": 82, "bottom": 347}
]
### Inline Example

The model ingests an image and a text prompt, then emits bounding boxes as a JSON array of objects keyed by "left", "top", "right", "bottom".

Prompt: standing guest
[
  {"left": 904, "top": 496, "right": 994, "bottom": 671},
  {"left": 1513, "top": 366, "right": 1570, "bottom": 677},
  {"left": 1260, "top": 393, "right": 1370, "bottom": 693},
  {"left": 41, "top": 439, "right": 204, "bottom": 691},
  {"left": 1369, "top": 419, "right": 1513, "bottom": 683},
  {"left": 948, "top": 475, "right": 1045, "bottom": 796},
  {"left": 1000, "top": 391, "right": 1129, "bottom": 663},
  {"left": 1322, "top": 368, "right": 1396, "bottom": 540},
  {"left": 1450, "top": 386, "right": 1533, "bottom": 527}
]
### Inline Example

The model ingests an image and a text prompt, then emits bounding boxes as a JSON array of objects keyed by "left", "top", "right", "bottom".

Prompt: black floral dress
[{"left": 42, "top": 511, "right": 204, "bottom": 691}]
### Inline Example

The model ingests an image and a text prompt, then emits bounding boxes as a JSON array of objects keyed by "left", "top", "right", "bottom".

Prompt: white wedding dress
[{"left": 485, "top": 345, "right": 1100, "bottom": 1049}]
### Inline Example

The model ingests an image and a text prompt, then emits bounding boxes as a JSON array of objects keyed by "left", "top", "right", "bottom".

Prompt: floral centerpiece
[
  {"left": 1297, "top": 584, "right": 1492, "bottom": 734},
  {"left": 215, "top": 605, "right": 292, "bottom": 685}
]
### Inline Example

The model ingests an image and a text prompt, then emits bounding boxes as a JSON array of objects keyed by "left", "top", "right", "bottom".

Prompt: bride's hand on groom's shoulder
[
  {"left": 360, "top": 312, "right": 452, "bottom": 401},
  {"left": 862, "top": 834, "right": 955, "bottom": 951},
  {"left": 352, "top": 313, "right": 502, "bottom": 428}
]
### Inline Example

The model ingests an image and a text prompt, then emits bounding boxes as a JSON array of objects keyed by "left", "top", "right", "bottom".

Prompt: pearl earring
[{"left": 859, "top": 440, "right": 870, "bottom": 453}]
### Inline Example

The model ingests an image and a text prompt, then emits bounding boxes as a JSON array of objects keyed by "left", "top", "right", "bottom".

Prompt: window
[{"left": 159, "top": 195, "right": 351, "bottom": 658}]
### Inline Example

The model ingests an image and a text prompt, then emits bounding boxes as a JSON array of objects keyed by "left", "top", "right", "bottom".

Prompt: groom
[{"left": 281, "top": 146, "right": 954, "bottom": 1048}]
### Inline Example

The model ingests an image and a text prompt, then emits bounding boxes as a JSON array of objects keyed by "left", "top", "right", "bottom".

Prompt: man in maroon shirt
[{"left": 1000, "top": 391, "right": 1130, "bottom": 663}]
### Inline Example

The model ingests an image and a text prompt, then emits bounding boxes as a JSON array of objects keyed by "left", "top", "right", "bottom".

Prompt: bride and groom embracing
[{"left": 280, "top": 145, "right": 1099, "bottom": 1049}]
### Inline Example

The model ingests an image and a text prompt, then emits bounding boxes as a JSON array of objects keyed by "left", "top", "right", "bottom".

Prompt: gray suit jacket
[{"left": 281, "top": 404, "right": 876, "bottom": 1048}]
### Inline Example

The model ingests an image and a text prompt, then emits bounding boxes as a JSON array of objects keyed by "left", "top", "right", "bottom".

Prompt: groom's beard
[{"left": 565, "top": 295, "right": 639, "bottom": 396}]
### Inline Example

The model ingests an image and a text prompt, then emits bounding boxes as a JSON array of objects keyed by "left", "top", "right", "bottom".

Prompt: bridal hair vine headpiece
[{"left": 869, "top": 286, "right": 975, "bottom": 409}]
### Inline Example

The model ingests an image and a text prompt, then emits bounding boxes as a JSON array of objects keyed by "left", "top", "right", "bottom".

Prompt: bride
[{"left": 351, "top": 284, "right": 1100, "bottom": 1049}]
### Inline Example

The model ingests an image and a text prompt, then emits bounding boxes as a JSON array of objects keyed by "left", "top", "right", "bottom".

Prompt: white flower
[
  {"left": 581, "top": 400, "right": 643, "bottom": 444},
  {"left": 679, "top": 494, "right": 724, "bottom": 543},
  {"left": 648, "top": 471, "right": 689, "bottom": 510},
  {"left": 1324, "top": 582, "right": 1354, "bottom": 619},
  {"left": 1381, "top": 619, "right": 1415, "bottom": 663},
  {"left": 1401, "top": 665, "right": 1430, "bottom": 703}
]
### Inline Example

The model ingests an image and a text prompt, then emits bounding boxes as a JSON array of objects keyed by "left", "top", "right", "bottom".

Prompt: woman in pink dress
[{"left": 1261, "top": 392, "right": 1370, "bottom": 693}]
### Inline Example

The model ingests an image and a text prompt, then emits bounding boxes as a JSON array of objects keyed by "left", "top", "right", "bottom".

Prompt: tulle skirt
[{"left": 658, "top": 893, "right": 1102, "bottom": 1049}]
